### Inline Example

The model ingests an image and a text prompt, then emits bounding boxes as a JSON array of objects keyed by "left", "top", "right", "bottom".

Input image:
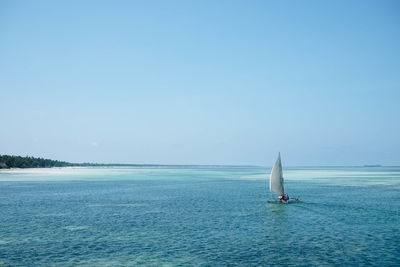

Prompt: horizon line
[
  {"left": 1, "top": 154, "right": 396, "bottom": 168},
  {"left": 68, "top": 163, "right": 397, "bottom": 168}
]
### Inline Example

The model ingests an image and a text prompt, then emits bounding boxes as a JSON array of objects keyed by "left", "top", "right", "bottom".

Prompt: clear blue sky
[{"left": 1, "top": 0, "right": 399, "bottom": 165}]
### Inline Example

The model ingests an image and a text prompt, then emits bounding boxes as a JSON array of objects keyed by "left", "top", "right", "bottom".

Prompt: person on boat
[{"left": 279, "top": 195, "right": 288, "bottom": 203}]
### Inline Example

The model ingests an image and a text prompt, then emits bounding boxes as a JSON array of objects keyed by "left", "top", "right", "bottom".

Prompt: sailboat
[{"left": 269, "top": 152, "right": 301, "bottom": 203}]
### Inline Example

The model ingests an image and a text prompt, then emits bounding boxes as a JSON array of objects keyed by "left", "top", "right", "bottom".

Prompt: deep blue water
[{"left": 0, "top": 167, "right": 399, "bottom": 266}]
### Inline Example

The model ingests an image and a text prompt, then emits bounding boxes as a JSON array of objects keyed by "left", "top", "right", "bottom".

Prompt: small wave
[
  {"left": 64, "top": 226, "right": 89, "bottom": 231},
  {"left": 36, "top": 213, "right": 69, "bottom": 217},
  {"left": 87, "top": 203, "right": 145, "bottom": 207}
]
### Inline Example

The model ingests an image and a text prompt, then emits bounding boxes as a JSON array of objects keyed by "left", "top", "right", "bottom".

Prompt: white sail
[{"left": 270, "top": 152, "right": 284, "bottom": 196}]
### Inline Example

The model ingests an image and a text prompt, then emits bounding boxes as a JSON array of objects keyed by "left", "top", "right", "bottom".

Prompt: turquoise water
[{"left": 0, "top": 166, "right": 399, "bottom": 266}]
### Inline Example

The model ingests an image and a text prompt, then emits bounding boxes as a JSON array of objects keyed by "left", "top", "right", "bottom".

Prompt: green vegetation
[
  {"left": 0, "top": 155, "right": 72, "bottom": 169},
  {"left": 0, "top": 155, "right": 160, "bottom": 169},
  {"left": 0, "top": 155, "right": 231, "bottom": 169}
]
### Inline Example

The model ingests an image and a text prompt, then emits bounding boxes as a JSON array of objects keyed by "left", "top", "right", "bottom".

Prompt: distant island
[
  {"left": 0, "top": 155, "right": 389, "bottom": 169},
  {"left": 0, "top": 155, "right": 73, "bottom": 169},
  {"left": 0, "top": 155, "right": 161, "bottom": 169}
]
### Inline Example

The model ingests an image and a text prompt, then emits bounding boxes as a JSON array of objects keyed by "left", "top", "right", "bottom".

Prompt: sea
[{"left": 0, "top": 166, "right": 399, "bottom": 266}]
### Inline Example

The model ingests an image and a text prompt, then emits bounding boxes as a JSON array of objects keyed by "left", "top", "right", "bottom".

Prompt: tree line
[
  {"left": 0, "top": 155, "right": 164, "bottom": 169},
  {"left": 0, "top": 155, "right": 73, "bottom": 169}
]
